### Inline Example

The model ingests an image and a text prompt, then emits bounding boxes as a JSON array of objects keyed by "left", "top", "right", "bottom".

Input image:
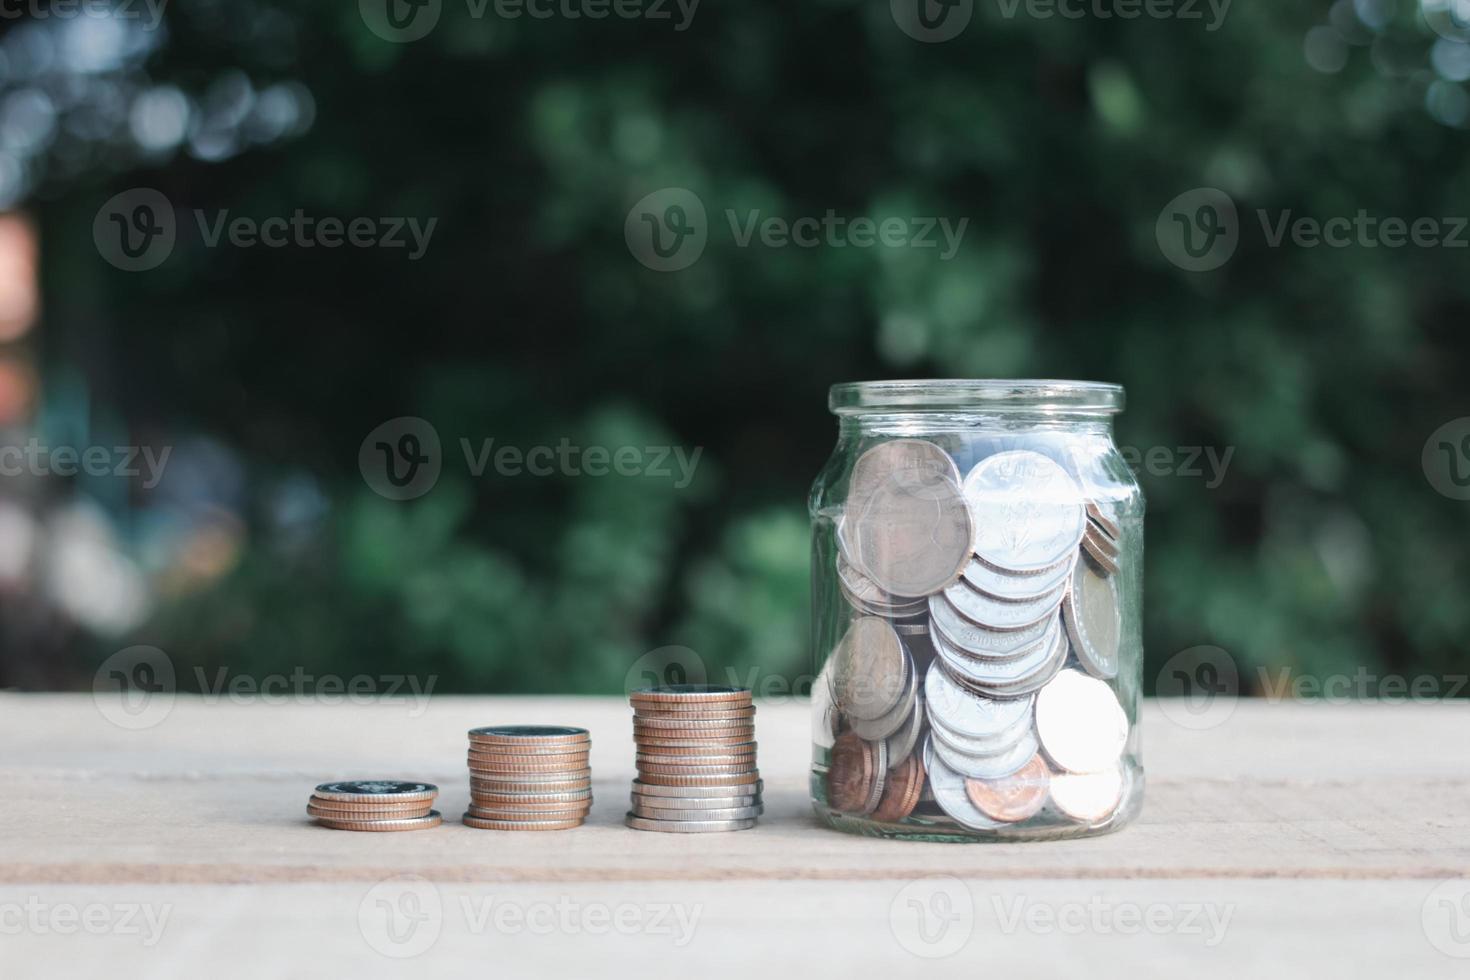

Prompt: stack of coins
[
  {"left": 626, "top": 685, "right": 762, "bottom": 833},
  {"left": 825, "top": 441, "right": 1132, "bottom": 831},
  {"left": 307, "top": 781, "right": 441, "bottom": 831},
  {"left": 463, "top": 726, "right": 592, "bottom": 831}
]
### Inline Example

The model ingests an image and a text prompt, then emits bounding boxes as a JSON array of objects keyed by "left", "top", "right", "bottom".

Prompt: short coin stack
[
  {"left": 307, "top": 780, "right": 441, "bottom": 831},
  {"left": 626, "top": 685, "right": 762, "bottom": 833},
  {"left": 463, "top": 725, "right": 592, "bottom": 830}
]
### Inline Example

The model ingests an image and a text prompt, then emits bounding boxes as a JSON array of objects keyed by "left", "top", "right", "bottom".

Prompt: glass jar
[{"left": 808, "top": 380, "right": 1143, "bottom": 841}]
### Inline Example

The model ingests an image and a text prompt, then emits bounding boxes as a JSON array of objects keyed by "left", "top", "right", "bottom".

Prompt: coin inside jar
[
  {"left": 1035, "top": 669, "right": 1128, "bottom": 773},
  {"left": 832, "top": 617, "right": 907, "bottom": 721},
  {"left": 847, "top": 455, "right": 972, "bottom": 598},
  {"left": 826, "top": 732, "right": 877, "bottom": 813},
  {"left": 964, "top": 753, "right": 1050, "bottom": 823},
  {"left": 963, "top": 451, "right": 1085, "bottom": 572},
  {"left": 1062, "top": 557, "right": 1122, "bottom": 680},
  {"left": 870, "top": 753, "right": 925, "bottom": 823},
  {"left": 1049, "top": 763, "right": 1125, "bottom": 822}
]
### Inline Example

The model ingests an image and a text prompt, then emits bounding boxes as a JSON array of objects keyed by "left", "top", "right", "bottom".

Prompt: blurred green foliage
[{"left": 21, "top": 0, "right": 1470, "bottom": 693}]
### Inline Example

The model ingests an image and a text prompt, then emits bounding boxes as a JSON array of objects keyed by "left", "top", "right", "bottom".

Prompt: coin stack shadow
[
  {"left": 626, "top": 685, "right": 763, "bottom": 833},
  {"left": 307, "top": 781, "right": 442, "bottom": 832},
  {"left": 463, "top": 726, "right": 593, "bottom": 831}
]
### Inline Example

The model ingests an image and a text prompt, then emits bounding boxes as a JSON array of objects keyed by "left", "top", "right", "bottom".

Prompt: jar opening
[{"left": 829, "top": 379, "right": 1124, "bottom": 416}]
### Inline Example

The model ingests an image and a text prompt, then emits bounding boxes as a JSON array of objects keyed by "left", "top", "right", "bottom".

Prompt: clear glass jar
[{"left": 808, "top": 380, "right": 1144, "bottom": 841}]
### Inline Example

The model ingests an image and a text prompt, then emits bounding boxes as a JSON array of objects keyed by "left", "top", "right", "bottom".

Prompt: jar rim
[{"left": 829, "top": 379, "right": 1124, "bottom": 415}]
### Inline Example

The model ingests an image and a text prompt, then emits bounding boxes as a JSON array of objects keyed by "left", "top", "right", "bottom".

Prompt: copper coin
[
  {"left": 461, "top": 814, "right": 585, "bottom": 831},
  {"left": 466, "top": 748, "right": 588, "bottom": 764},
  {"left": 629, "top": 685, "right": 751, "bottom": 705},
  {"left": 465, "top": 742, "right": 591, "bottom": 756},
  {"left": 870, "top": 754, "right": 925, "bottom": 823},
  {"left": 468, "top": 725, "right": 590, "bottom": 746},
  {"left": 466, "top": 757, "right": 590, "bottom": 773},
  {"left": 634, "top": 735, "right": 758, "bottom": 749},
  {"left": 1084, "top": 522, "right": 1119, "bottom": 558},
  {"left": 1080, "top": 533, "right": 1120, "bottom": 575},
  {"left": 1086, "top": 502, "right": 1121, "bottom": 540},
  {"left": 826, "top": 732, "right": 876, "bottom": 813},
  {"left": 964, "top": 753, "right": 1051, "bottom": 823},
  {"left": 637, "top": 761, "right": 758, "bottom": 777},
  {"left": 635, "top": 770, "right": 760, "bottom": 787},
  {"left": 313, "top": 811, "right": 443, "bottom": 832},
  {"left": 635, "top": 750, "right": 754, "bottom": 765},
  {"left": 632, "top": 713, "right": 755, "bottom": 729},
  {"left": 633, "top": 724, "right": 754, "bottom": 740},
  {"left": 469, "top": 789, "right": 592, "bottom": 804},
  {"left": 471, "top": 778, "right": 591, "bottom": 795},
  {"left": 312, "top": 781, "right": 438, "bottom": 804},
  {"left": 632, "top": 706, "right": 755, "bottom": 721},
  {"left": 307, "top": 802, "right": 432, "bottom": 820},
  {"left": 466, "top": 802, "right": 592, "bottom": 819}
]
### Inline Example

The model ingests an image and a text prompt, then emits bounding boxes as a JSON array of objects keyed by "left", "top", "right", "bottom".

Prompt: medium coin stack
[
  {"left": 463, "top": 726, "right": 592, "bottom": 830},
  {"left": 626, "top": 685, "right": 763, "bottom": 833},
  {"left": 307, "top": 780, "right": 442, "bottom": 831},
  {"left": 825, "top": 440, "right": 1131, "bottom": 831}
]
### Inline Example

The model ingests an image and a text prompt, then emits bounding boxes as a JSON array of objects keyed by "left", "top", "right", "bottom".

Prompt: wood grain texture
[{"left": 3, "top": 695, "right": 1468, "bottom": 979}]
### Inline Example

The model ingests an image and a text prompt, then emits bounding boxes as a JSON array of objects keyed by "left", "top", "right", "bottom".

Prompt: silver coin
[
  {"left": 631, "top": 793, "right": 760, "bottom": 810},
  {"left": 624, "top": 814, "right": 757, "bottom": 833},
  {"left": 839, "top": 583, "right": 930, "bottom": 620},
  {"left": 860, "top": 737, "right": 889, "bottom": 815},
  {"left": 1080, "top": 532, "right": 1120, "bottom": 576},
  {"left": 847, "top": 443, "right": 971, "bottom": 598},
  {"left": 961, "top": 553, "right": 1076, "bottom": 602},
  {"left": 848, "top": 438, "right": 960, "bottom": 503},
  {"left": 930, "top": 723, "right": 1039, "bottom": 780},
  {"left": 313, "top": 781, "right": 438, "bottom": 803},
  {"left": 837, "top": 555, "right": 899, "bottom": 607},
  {"left": 938, "top": 575, "right": 1067, "bottom": 632},
  {"left": 810, "top": 656, "right": 839, "bottom": 750},
  {"left": 832, "top": 617, "right": 907, "bottom": 721},
  {"left": 1062, "top": 558, "right": 1121, "bottom": 680},
  {"left": 883, "top": 690, "right": 925, "bottom": 767},
  {"left": 931, "top": 609, "right": 1056, "bottom": 667},
  {"left": 468, "top": 725, "right": 590, "bottom": 742},
  {"left": 923, "top": 663, "right": 1034, "bottom": 740},
  {"left": 848, "top": 648, "right": 916, "bottom": 741},
  {"left": 893, "top": 623, "right": 929, "bottom": 636},
  {"left": 933, "top": 620, "right": 1066, "bottom": 694},
  {"left": 630, "top": 803, "right": 763, "bottom": 821},
  {"left": 928, "top": 596, "right": 1052, "bottom": 658},
  {"left": 928, "top": 703, "right": 1031, "bottom": 759},
  {"left": 1035, "top": 669, "right": 1128, "bottom": 774},
  {"left": 963, "top": 451, "right": 1085, "bottom": 573},
  {"left": 631, "top": 779, "right": 763, "bottom": 798},
  {"left": 1049, "top": 763, "right": 1125, "bottom": 822},
  {"left": 921, "top": 738, "right": 1009, "bottom": 831},
  {"left": 1083, "top": 521, "right": 1119, "bottom": 559}
]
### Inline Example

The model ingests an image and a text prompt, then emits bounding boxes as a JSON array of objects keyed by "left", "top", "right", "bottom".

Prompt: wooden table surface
[{"left": 4, "top": 694, "right": 1468, "bottom": 978}]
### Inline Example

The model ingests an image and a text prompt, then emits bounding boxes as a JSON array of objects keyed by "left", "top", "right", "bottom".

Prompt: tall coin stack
[
  {"left": 826, "top": 441, "right": 1132, "bottom": 832},
  {"left": 308, "top": 780, "right": 442, "bottom": 831},
  {"left": 626, "top": 685, "right": 763, "bottom": 833},
  {"left": 463, "top": 725, "right": 593, "bottom": 830}
]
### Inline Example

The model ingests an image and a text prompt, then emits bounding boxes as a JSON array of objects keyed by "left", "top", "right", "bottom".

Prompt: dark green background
[{"left": 5, "top": 0, "right": 1468, "bottom": 696}]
